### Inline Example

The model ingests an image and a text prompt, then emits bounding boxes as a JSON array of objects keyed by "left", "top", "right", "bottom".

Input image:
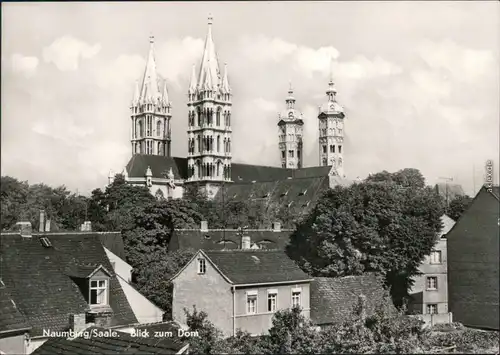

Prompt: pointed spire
[
  {"left": 222, "top": 63, "right": 230, "bottom": 93},
  {"left": 327, "top": 56, "right": 337, "bottom": 101},
  {"left": 188, "top": 64, "right": 197, "bottom": 94},
  {"left": 197, "top": 15, "right": 222, "bottom": 91},
  {"left": 139, "top": 35, "right": 162, "bottom": 104},
  {"left": 161, "top": 79, "right": 170, "bottom": 106}
]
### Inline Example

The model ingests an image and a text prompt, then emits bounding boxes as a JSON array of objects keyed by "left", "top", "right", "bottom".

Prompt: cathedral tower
[
  {"left": 130, "top": 36, "right": 172, "bottom": 157},
  {"left": 318, "top": 59, "right": 345, "bottom": 177},
  {"left": 186, "top": 16, "right": 232, "bottom": 197},
  {"left": 278, "top": 83, "right": 304, "bottom": 169}
]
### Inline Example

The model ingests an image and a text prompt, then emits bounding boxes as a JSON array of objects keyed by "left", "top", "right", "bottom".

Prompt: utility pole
[{"left": 438, "top": 176, "right": 453, "bottom": 212}]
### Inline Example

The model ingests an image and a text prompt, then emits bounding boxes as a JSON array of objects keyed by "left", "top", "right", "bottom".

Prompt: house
[
  {"left": 170, "top": 246, "right": 313, "bottom": 337},
  {"left": 0, "top": 221, "right": 163, "bottom": 354},
  {"left": 31, "top": 323, "right": 189, "bottom": 355},
  {"left": 310, "top": 273, "right": 391, "bottom": 327},
  {"left": 0, "top": 286, "right": 31, "bottom": 354},
  {"left": 447, "top": 185, "right": 499, "bottom": 330},
  {"left": 408, "top": 214, "right": 455, "bottom": 325},
  {"left": 169, "top": 221, "right": 294, "bottom": 252}
]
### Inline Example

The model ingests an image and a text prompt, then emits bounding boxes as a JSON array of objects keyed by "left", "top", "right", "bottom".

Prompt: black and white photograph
[{"left": 1, "top": 1, "right": 499, "bottom": 354}]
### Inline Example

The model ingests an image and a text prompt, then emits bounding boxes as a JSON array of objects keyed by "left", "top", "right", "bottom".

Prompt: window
[
  {"left": 247, "top": 291, "right": 257, "bottom": 314},
  {"left": 156, "top": 121, "right": 161, "bottom": 136},
  {"left": 288, "top": 150, "right": 294, "bottom": 158},
  {"left": 426, "top": 276, "right": 438, "bottom": 290},
  {"left": 111, "top": 262, "right": 116, "bottom": 270},
  {"left": 322, "top": 145, "right": 327, "bottom": 154},
  {"left": 292, "top": 288, "right": 301, "bottom": 308},
  {"left": 338, "top": 145, "right": 342, "bottom": 154},
  {"left": 89, "top": 279, "right": 108, "bottom": 305},
  {"left": 281, "top": 151, "right": 286, "bottom": 159},
  {"left": 267, "top": 290, "right": 277, "bottom": 312},
  {"left": 426, "top": 304, "right": 438, "bottom": 315},
  {"left": 430, "top": 250, "right": 442, "bottom": 264},
  {"left": 330, "top": 145, "right": 335, "bottom": 153},
  {"left": 198, "top": 258, "right": 206, "bottom": 274},
  {"left": 282, "top": 162, "right": 286, "bottom": 168}
]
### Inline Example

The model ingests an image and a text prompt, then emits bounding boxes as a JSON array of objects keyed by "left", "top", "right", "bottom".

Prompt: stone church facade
[{"left": 111, "top": 17, "right": 349, "bottom": 201}]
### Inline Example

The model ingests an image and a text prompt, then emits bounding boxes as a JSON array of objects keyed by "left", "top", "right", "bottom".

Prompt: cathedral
[{"left": 111, "top": 17, "right": 349, "bottom": 202}]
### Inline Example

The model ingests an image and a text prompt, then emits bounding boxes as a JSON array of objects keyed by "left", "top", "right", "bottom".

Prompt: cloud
[
  {"left": 253, "top": 98, "right": 279, "bottom": 112},
  {"left": 156, "top": 37, "right": 204, "bottom": 88},
  {"left": 10, "top": 54, "right": 39, "bottom": 76},
  {"left": 239, "top": 35, "right": 298, "bottom": 63},
  {"left": 95, "top": 54, "right": 145, "bottom": 90},
  {"left": 417, "top": 39, "right": 496, "bottom": 83},
  {"left": 43, "top": 35, "right": 101, "bottom": 71}
]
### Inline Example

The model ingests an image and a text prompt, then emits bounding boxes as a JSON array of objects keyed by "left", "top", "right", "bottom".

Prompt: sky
[{"left": 2, "top": 1, "right": 499, "bottom": 196}]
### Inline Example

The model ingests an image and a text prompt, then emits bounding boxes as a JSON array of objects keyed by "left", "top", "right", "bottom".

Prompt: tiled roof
[
  {"left": 0, "top": 233, "right": 138, "bottom": 336},
  {"left": 32, "top": 326, "right": 187, "bottom": 355},
  {"left": 169, "top": 229, "right": 294, "bottom": 252},
  {"left": 310, "top": 274, "right": 390, "bottom": 326},
  {"left": 439, "top": 214, "right": 456, "bottom": 238},
  {"left": 434, "top": 183, "right": 466, "bottom": 200},
  {"left": 214, "top": 176, "right": 337, "bottom": 226},
  {"left": 125, "top": 154, "right": 333, "bottom": 183},
  {"left": 489, "top": 185, "right": 499, "bottom": 200},
  {"left": 203, "top": 249, "right": 311, "bottom": 285},
  {"left": 0, "top": 286, "right": 31, "bottom": 333},
  {"left": 126, "top": 155, "right": 188, "bottom": 180},
  {"left": 30, "top": 232, "right": 127, "bottom": 261}
]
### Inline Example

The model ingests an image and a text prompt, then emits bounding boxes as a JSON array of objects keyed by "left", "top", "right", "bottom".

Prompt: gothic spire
[
  {"left": 161, "top": 79, "right": 170, "bottom": 106},
  {"left": 326, "top": 56, "right": 337, "bottom": 101},
  {"left": 140, "top": 35, "right": 162, "bottom": 104},
  {"left": 188, "top": 64, "right": 197, "bottom": 94},
  {"left": 222, "top": 63, "right": 230, "bottom": 93},
  {"left": 197, "top": 15, "right": 222, "bottom": 91}
]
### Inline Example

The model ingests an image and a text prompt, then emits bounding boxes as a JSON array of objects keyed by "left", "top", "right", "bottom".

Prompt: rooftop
[
  {"left": 310, "top": 273, "right": 391, "bottom": 326},
  {"left": 202, "top": 249, "right": 312, "bottom": 285},
  {"left": 32, "top": 325, "right": 188, "bottom": 355},
  {"left": 0, "top": 233, "right": 137, "bottom": 336}
]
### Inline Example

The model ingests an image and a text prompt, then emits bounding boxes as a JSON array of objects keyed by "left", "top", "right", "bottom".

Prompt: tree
[
  {"left": 1, "top": 176, "right": 29, "bottom": 230},
  {"left": 87, "top": 174, "right": 155, "bottom": 232},
  {"left": 264, "top": 307, "right": 323, "bottom": 354},
  {"left": 321, "top": 295, "right": 428, "bottom": 354},
  {"left": 448, "top": 195, "right": 473, "bottom": 221},
  {"left": 183, "top": 306, "right": 227, "bottom": 354},
  {"left": 132, "top": 248, "right": 196, "bottom": 317},
  {"left": 287, "top": 169, "right": 444, "bottom": 307}
]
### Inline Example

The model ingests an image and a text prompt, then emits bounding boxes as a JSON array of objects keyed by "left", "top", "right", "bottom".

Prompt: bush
[{"left": 425, "top": 328, "right": 499, "bottom": 353}]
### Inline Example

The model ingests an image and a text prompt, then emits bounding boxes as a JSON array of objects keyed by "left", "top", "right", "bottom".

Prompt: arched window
[
  {"left": 228, "top": 139, "right": 231, "bottom": 153},
  {"left": 197, "top": 136, "right": 201, "bottom": 153},
  {"left": 156, "top": 121, "right": 161, "bottom": 137},
  {"left": 197, "top": 107, "right": 201, "bottom": 126},
  {"left": 216, "top": 108, "right": 221, "bottom": 126},
  {"left": 217, "top": 135, "right": 220, "bottom": 152},
  {"left": 157, "top": 142, "right": 162, "bottom": 155},
  {"left": 227, "top": 113, "right": 231, "bottom": 126},
  {"left": 322, "top": 158, "right": 327, "bottom": 166},
  {"left": 138, "top": 120, "right": 143, "bottom": 137}
]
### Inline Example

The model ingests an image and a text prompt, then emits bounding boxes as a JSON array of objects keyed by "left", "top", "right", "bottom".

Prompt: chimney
[
  {"left": 39, "top": 210, "right": 45, "bottom": 232},
  {"left": 241, "top": 235, "right": 251, "bottom": 250},
  {"left": 69, "top": 313, "right": 87, "bottom": 334},
  {"left": 15, "top": 222, "right": 32, "bottom": 238},
  {"left": 272, "top": 221, "right": 281, "bottom": 232},
  {"left": 200, "top": 221, "right": 208, "bottom": 232},
  {"left": 45, "top": 219, "right": 51, "bottom": 232},
  {"left": 80, "top": 221, "right": 92, "bottom": 232}
]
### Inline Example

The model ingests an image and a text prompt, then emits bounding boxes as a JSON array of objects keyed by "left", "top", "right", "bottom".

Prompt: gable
[
  {"left": 170, "top": 250, "right": 232, "bottom": 285},
  {"left": 0, "top": 233, "right": 138, "bottom": 336}
]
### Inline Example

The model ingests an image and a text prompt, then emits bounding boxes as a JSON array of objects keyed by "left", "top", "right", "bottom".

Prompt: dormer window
[
  {"left": 89, "top": 279, "right": 108, "bottom": 306},
  {"left": 198, "top": 258, "right": 206, "bottom": 274}
]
